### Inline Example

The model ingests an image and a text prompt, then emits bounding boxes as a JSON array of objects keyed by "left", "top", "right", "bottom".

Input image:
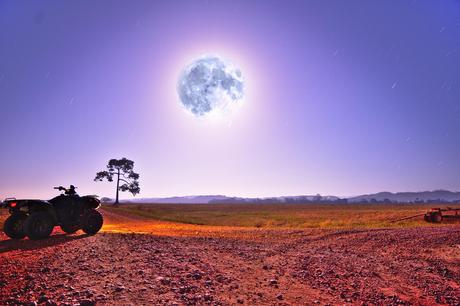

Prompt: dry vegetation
[{"left": 102, "top": 202, "right": 457, "bottom": 229}]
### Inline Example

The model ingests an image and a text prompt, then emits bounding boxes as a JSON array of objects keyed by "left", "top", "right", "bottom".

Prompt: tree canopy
[{"left": 95, "top": 158, "right": 140, "bottom": 204}]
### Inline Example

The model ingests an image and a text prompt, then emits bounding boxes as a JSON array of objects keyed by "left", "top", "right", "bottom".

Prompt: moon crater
[{"left": 177, "top": 55, "right": 244, "bottom": 118}]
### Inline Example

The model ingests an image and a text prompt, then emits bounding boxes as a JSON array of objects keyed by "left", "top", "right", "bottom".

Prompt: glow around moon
[{"left": 177, "top": 55, "right": 244, "bottom": 118}]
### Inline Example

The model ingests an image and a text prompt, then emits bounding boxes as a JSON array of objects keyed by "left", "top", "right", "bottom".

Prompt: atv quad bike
[{"left": 2, "top": 186, "right": 103, "bottom": 240}]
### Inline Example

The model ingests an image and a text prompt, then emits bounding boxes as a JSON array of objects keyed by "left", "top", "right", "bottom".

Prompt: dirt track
[{"left": 0, "top": 208, "right": 459, "bottom": 305}]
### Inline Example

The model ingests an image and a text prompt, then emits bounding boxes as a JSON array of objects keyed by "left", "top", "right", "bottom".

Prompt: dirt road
[{"left": 0, "top": 208, "right": 459, "bottom": 305}]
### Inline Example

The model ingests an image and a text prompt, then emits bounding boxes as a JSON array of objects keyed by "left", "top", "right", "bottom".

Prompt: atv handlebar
[{"left": 54, "top": 186, "right": 77, "bottom": 190}]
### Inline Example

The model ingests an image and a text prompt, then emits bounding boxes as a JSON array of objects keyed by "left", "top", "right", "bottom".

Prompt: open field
[
  {"left": 103, "top": 202, "right": 459, "bottom": 229},
  {"left": 0, "top": 204, "right": 459, "bottom": 305}
]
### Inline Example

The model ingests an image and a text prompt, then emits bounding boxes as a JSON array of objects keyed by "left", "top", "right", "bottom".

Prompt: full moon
[{"left": 177, "top": 55, "right": 245, "bottom": 118}]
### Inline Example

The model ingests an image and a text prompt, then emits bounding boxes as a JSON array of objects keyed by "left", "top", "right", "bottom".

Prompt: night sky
[{"left": 1, "top": 0, "right": 459, "bottom": 200}]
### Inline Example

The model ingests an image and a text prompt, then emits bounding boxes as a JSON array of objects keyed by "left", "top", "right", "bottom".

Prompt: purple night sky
[{"left": 1, "top": 1, "right": 459, "bottom": 200}]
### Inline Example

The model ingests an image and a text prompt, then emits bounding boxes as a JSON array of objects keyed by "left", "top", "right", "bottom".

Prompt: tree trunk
[{"left": 114, "top": 169, "right": 120, "bottom": 206}]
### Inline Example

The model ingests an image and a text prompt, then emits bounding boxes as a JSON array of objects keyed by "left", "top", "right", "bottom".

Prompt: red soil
[{"left": 0, "top": 208, "right": 459, "bottom": 305}]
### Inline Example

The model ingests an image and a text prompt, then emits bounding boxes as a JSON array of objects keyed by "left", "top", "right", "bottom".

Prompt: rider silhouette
[{"left": 65, "top": 185, "right": 77, "bottom": 196}]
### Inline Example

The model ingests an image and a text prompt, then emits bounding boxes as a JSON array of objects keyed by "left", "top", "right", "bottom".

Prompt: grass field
[{"left": 102, "top": 202, "right": 460, "bottom": 229}]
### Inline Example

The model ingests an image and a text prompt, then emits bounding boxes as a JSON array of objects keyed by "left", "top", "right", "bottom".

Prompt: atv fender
[
  {"left": 22, "top": 200, "right": 58, "bottom": 224},
  {"left": 81, "top": 196, "right": 101, "bottom": 209}
]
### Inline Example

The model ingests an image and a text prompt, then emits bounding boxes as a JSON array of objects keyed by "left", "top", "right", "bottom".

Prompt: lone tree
[{"left": 94, "top": 158, "right": 140, "bottom": 205}]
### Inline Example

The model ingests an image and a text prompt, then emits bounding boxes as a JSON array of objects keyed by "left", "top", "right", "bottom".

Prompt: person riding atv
[
  {"left": 2, "top": 185, "right": 103, "bottom": 240},
  {"left": 57, "top": 185, "right": 77, "bottom": 196}
]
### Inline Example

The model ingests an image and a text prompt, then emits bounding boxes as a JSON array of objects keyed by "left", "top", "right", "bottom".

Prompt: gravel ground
[{"left": 0, "top": 209, "right": 459, "bottom": 305}]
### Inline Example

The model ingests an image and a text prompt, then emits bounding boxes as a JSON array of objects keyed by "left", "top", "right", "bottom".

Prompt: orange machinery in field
[
  {"left": 391, "top": 206, "right": 460, "bottom": 223},
  {"left": 424, "top": 207, "right": 460, "bottom": 223}
]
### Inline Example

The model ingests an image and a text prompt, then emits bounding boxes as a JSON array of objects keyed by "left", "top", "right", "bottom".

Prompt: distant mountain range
[
  {"left": 348, "top": 190, "right": 460, "bottom": 203},
  {"left": 102, "top": 190, "right": 460, "bottom": 204},
  {"left": 110, "top": 195, "right": 230, "bottom": 204}
]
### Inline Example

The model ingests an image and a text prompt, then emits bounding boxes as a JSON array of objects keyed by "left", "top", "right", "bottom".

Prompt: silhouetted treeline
[
  {"left": 209, "top": 197, "right": 460, "bottom": 205},
  {"left": 352, "top": 198, "right": 460, "bottom": 204},
  {"left": 209, "top": 196, "right": 348, "bottom": 204}
]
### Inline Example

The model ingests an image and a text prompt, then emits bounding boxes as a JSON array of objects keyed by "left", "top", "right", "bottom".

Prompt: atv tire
[
  {"left": 4, "top": 213, "right": 27, "bottom": 239},
  {"left": 24, "top": 212, "right": 54, "bottom": 240},
  {"left": 81, "top": 210, "right": 103, "bottom": 235},
  {"left": 60, "top": 224, "right": 80, "bottom": 234}
]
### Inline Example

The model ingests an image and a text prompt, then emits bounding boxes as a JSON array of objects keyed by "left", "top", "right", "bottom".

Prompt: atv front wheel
[
  {"left": 60, "top": 224, "right": 80, "bottom": 234},
  {"left": 4, "top": 213, "right": 27, "bottom": 239},
  {"left": 81, "top": 210, "right": 103, "bottom": 235},
  {"left": 24, "top": 212, "right": 54, "bottom": 240}
]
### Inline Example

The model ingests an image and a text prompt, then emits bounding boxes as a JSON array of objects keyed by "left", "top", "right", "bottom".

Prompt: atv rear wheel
[
  {"left": 81, "top": 210, "right": 103, "bottom": 235},
  {"left": 4, "top": 213, "right": 27, "bottom": 239},
  {"left": 60, "top": 224, "right": 80, "bottom": 234},
  {"left": 24, "top": 212, "right": 54, "bottom": 240}
]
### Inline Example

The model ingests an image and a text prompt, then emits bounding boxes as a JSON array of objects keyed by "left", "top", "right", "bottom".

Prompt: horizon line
[{"left": 104, "top": 189, "right": 460, "bottom": 200}]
